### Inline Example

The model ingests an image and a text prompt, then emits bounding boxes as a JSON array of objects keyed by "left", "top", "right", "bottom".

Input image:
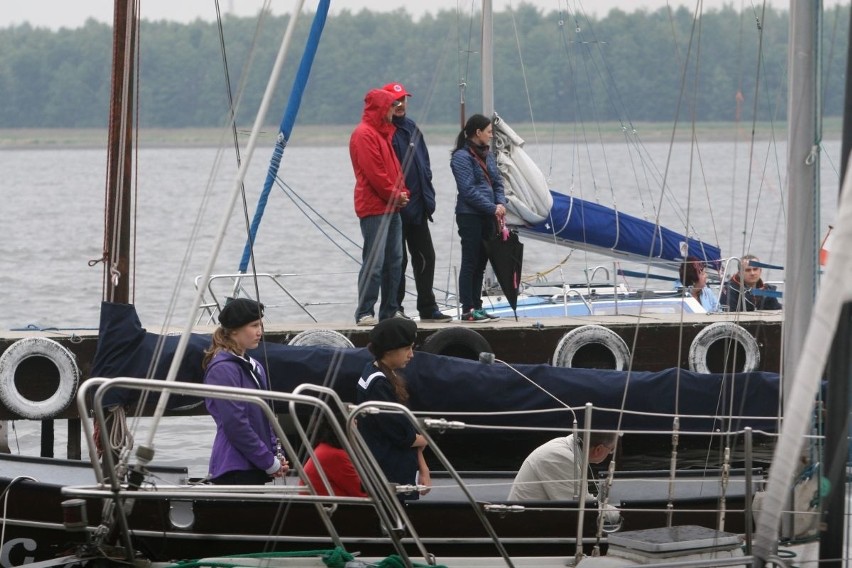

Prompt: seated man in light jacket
[{"left": 509, "top": 432, "right": 620, "bottom": 523}]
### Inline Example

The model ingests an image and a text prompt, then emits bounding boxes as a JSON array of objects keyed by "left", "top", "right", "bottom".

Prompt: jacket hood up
[{"left": 361, "top": 89, "right": 397, "bottom": 135}]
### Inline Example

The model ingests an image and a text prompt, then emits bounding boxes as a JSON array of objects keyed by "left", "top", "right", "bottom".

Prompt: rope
[
  {"left": 162, "top": 548, "right": 355, "bottom": 568},
  {"left": 375, "top": 556, "right": 447, "bottom": 568},
  {"left": 161, "top": 548, "right": 449, "bottom": 568},
  {"left": 107, "top": 405, "right": 134, "bottom": 452}
]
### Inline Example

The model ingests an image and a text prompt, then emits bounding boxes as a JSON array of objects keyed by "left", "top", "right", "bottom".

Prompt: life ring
[
  {"left": 288, "top": 329, "right": 354, "bottom": 349},
  {"left": 0, "top": 338, "right": 80, "bottom": 419},
  {"left": 688, "top": 322, "right": 760, "bottom": 374},
  {"left": 552, "top": 325, "right": 631, "bottom": 370},
  {"left": 418, "top": 327, "right": 492, "bottom": 361}
]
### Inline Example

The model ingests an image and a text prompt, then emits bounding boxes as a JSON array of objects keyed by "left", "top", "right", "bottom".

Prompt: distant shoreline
[{"left": 0, "top": 119, "right": 842, "bottom": 149}]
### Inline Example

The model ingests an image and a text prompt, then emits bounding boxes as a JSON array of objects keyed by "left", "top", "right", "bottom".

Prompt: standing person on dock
[
  {"left": 202, "top": 298, "right": 288, "bottom": 485},
  {"left": 356, "top": 318, "right": 431, "bottom": 500},
  {"left": 720, "top": 254, "right": 782, "bottom": 311},
  {"left": 351, "top": 88, "right": 411, "bottom": 326},
  {"left": 679, "top": 256, "right": 721, "bottom": 312},
  {"left": 450, "top": 113, "right": 507, "bottom": 322},
  {"left": 383, "top": 82, "right": 452, "bottom": 323}
]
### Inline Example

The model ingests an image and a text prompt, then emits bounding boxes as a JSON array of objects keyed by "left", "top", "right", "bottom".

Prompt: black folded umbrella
[{"left": 483, "top": 224, "right": 524, "bottom": 321}]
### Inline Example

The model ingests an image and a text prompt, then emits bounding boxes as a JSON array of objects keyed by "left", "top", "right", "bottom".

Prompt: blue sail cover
[
  {"left": 519, "top": 190, "right": 721, "bottom": 267},
  {"left": 93, "top": 302, "right": 778, "bottom": 434},
  {"left": 238, "top": 0, "right": 330, "bottom": 273}
]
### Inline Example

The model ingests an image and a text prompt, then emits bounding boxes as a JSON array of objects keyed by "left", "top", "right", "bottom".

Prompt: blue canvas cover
[
  {"left": 519, "top": 191, "right": 721, "bottom": 267},
  {"left": 92, "top": 302, "right": 778, "bottom": 433}
]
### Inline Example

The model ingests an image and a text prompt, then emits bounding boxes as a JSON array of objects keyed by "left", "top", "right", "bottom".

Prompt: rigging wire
[
  {"left": 215, "top": 0, "right": 268, "bottom": 311},
  {"left": 131, "top": 1, "right": 275, "bottom": 423},
  {"left": 456, "top": 0, "right": 479, "bottom": 128}
]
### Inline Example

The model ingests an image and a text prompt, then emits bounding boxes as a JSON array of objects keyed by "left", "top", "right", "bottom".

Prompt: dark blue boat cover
[
  {"left": 520, "top": 191, "right": 721, "bottom": 266},
  {"left": 93, "top": 302, "right": 778, "bottom": 432}
]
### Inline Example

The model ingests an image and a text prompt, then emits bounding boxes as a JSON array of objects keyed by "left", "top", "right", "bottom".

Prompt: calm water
[{"left": 0, "top": 135, "right": 841, "bottom": 474}]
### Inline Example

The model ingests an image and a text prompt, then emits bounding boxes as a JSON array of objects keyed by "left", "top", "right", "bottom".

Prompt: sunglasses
[{"left": 392, "top": 100, "right": 404, "bottom": 108}]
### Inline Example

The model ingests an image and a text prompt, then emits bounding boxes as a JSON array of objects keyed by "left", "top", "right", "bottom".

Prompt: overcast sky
[{"left": 0, "top": 1, "right": 814, "bottom": 30}]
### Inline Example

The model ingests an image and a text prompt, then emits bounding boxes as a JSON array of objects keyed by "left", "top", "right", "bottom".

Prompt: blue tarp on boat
[
  {"left": 519, "top": 191, "right": 722, "bottom": 267},
  {"left": 92, "top": 302, "right": 778, "bottom": 433}
]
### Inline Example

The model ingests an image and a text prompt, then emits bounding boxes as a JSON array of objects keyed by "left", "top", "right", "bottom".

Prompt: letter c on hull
[{"left": 1, "top": 537, "right": 37, "bottom": 567}]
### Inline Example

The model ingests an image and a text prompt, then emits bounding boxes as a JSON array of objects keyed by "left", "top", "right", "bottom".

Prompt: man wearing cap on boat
[
  {"left": 350, "top": 88, "right": 411, "bottom": 326},
  {"left": 383, "top": 82, "right": 452, "bottom": 323},
  {"left": 508, "top": 431, "right": 620, "bottom": 523},
  {"left": 509, "top": 431, "right": 617, "bottom": 501}
]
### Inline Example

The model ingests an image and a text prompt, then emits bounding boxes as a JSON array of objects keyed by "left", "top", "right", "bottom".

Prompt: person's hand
[
  {"left": 271, "top": 460, "right": 289, "bottom": 478},
  {"left": 395, "top": 192, "right": 410, "bottom": 208},
  {"left": 418, "top": 470, "right": 432, "bottom": 495},
  {"left": 495, "top": 204, "right": 506, "bottom": 218}
]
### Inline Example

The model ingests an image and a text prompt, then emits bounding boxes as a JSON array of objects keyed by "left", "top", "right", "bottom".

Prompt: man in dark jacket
[
  {"left": 384, "top": 82, "right": 452, "bottom": 322},
  {"left": 719, "top": 254, "right": 782, "bottom": 311}
]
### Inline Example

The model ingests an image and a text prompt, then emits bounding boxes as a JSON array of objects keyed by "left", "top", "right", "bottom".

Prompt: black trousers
[
  {"left": 397, "top": 217, "right": 438, "bottom": 318},
  {"left": 210, "top": 469, "right": 271, "bottom": 485},
  {"left": 455, "top": 214, "right": 492, "bottom": 312}
]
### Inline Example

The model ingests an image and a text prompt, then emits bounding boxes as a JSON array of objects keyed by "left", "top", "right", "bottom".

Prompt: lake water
[{"left": 0, "top": 134, "right": 842, "bottom": 475}]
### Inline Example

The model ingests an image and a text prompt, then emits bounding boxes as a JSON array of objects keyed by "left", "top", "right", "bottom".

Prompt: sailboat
[
  {"left": 0, "top": 0, "right": 837, "bottom": 566},
  {"left": 0, "top": 6, "right": 791, "bottom": 379}
]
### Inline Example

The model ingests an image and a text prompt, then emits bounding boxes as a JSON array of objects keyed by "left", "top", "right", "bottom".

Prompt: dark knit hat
[
  {"left": 218, "top": 298, "right": 264, "bottom": 329},
  {"left": 369, "top": 318, "right": 417, "bottom": 351}
]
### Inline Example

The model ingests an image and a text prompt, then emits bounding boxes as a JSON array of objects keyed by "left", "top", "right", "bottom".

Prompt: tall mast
[
  {"left": 752, "top": 3, "right": 823, "bottom": 563},
  {"left": 821, "top": 1, "right": 852, "bottom": 562},
  {"left": 103, "top": 0, "right": 137, "bottom": 304},
  {"left": 782, "top": 1, "right": 820, "bottom": 398},
  {"left": 482, "top": 0, "right": 494, "bottom": 118}
]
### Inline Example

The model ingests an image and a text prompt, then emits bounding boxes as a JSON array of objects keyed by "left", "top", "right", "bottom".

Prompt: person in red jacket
[
  {"left": 350, "top": 88, "right": 411, "bottom": 326},
  {"left": 300, "top": 415, "right": 367, "bottom": 497}
]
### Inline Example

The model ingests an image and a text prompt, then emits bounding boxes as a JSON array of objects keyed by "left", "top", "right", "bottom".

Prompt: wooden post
[
  {"left": 0, "top": 421, "right": 9, "bottom": 453},
  {"left": 67, "top": 418, "right": 82, "bottom": 460},
  {"left": 40, "top": 419, "right": 55, "bottom": 458}
]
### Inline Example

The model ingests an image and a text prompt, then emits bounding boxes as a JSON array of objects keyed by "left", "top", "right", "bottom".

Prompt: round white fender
[
  {"left": 288, "top": 329, "right": 354, "bottom": 349},
  {"left": 688, "top": 322, "right": 760, "bottom": 374},
  {"left": 0, "top": 338, "right": 80, "bottom": 419},
  {"left": 552, "top": 325, "right": 631, "bottom": 370}
]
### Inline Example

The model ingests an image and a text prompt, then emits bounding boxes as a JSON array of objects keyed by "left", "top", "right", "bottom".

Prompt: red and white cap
[{"left": 382, "top": 82, "right": 412, "bottom": 98}]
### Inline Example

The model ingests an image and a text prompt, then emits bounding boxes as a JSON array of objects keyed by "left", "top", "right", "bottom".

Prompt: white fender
[
  {"left": 288, "top": 329, "right": 354, "bottom": 349},
  {"left": 552, "top": 325, "right": 631, "bottom": 370},
  {"left": 688, "top": 322, "right": 760, "bottom": 374},
  {"left": 0, "top": 338, "right": 79, "bottom": 419}
]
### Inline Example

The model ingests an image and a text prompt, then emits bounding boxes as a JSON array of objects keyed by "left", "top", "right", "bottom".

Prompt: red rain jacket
[{"left": 350, "top": 89, "right": 410, "bottom": 218}]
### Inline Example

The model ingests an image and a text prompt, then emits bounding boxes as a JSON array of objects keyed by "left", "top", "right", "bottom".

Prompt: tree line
[{"left": 0, "top": 3, "right": 848, "bottom": 129}]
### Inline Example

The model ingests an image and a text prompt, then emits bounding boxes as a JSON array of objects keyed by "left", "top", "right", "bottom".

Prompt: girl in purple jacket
[{"left": 202, "top": 298, "right": 288, "bottom": 485}]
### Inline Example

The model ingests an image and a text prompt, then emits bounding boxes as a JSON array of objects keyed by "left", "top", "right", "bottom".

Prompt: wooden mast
[{"left": 103, "top": 0, "right": 136, "bottom": 304}]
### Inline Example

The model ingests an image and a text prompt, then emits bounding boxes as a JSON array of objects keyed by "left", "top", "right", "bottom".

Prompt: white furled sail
[{"left": 492, "top": 115, "right": 553, "bottom": 225}]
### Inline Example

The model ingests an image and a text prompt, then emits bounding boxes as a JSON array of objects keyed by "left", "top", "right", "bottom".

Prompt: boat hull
[{"left": 0, "top": 473, "right": 752, "bottom": 563}]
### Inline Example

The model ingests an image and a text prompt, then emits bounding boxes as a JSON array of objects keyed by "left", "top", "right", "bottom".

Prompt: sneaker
[
  {"left": 422, "top": 310, "right": 453, "bottom": 323},
  {"left": 393, "top": 311, "right": 412, "bottom": 320},
  {"left": 461, "top": 310, "right": 488, "bottom": 322},
  {"left": 476, "top": 309, "right": 500, "bottom": 320},
  {"left": 356, "top": 315, "right": 377, "bottom": 326}
]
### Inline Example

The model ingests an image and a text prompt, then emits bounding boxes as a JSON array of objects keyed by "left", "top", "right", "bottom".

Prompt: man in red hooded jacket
[{"left": 350, "top": 89, "right": 411, "bottom": 326}]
